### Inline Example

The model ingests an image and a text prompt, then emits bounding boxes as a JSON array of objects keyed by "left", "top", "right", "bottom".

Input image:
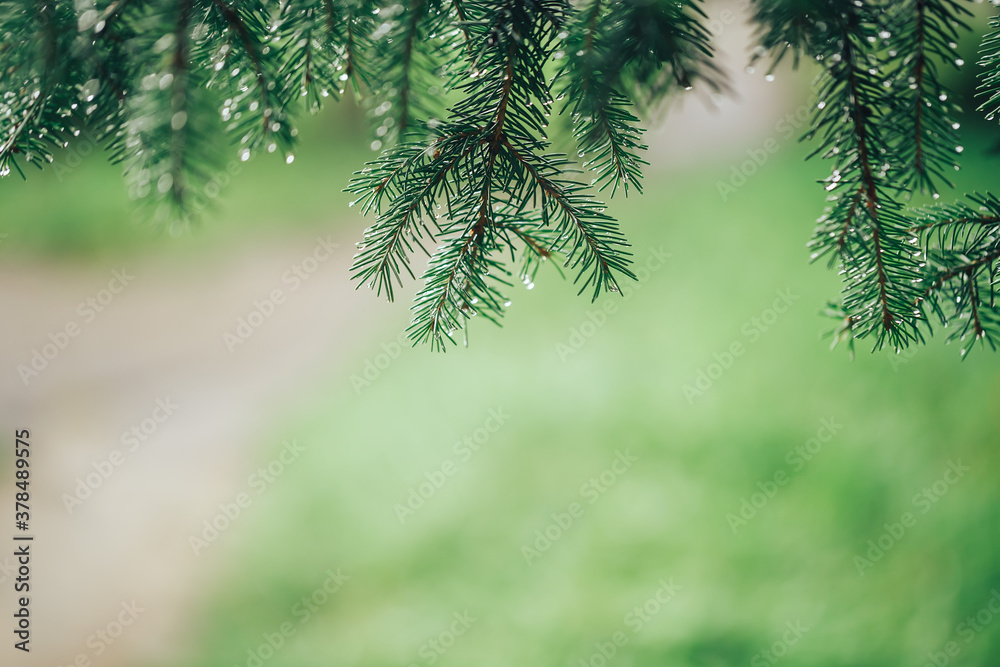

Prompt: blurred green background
[{"left": 3, "top": 12, "right": 1000, "bottom": 667}]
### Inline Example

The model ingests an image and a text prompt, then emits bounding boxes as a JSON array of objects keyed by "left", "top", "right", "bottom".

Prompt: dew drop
[
  {"left": 157, "top": 173, "right": 173, "bottom": 193},
  {"left": 78, "top": 9, "right": 98, "bottom": 31},
  {"left": 171, "top": 111, "right": 187, "bottom": 130},
  {"left": 285, "top": 154, "right": 295, "bottom": 164}
]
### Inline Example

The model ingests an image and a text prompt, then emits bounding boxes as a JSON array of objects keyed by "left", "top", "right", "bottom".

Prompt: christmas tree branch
[
  {"left": 560, "top": 0, "right": 647, "bottom": 197},
  {"left": 912, "top": 193, "right": 1000, "bottom": 355},
  {"left": 805, "top": 8, "right": 924, "bottom": 350},
  {"left": 888, "top": 0, "right": 969, "bottom": 195}
]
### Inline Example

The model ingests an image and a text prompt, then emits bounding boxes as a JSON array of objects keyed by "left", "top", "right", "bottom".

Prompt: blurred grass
[
  {"left": 118, "top": 109, "right": 997, "bottom": 665},
  {"left": 0, "top": 104, "right": 371, "bottom": 257}
]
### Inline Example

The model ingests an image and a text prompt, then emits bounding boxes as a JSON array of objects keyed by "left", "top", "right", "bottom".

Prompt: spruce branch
[
  {"left": 9, "top": 0, "right": 997, "bottom": 358},
  {"left": 276, "top": 0, "right": 375, "bottom": 112},
  {"left": 75, "top": 0, "right": 140, "bottom": 150},
  {"left": 349, "top": 130, "right": 480, "bottom": 300},
  {"left": 559, "top": 0, "right": 647, "bottom": 197},
  {"left": 498, "top": 135, "right": 634, "bottom": 299},
  {"left": 754, "top": 1, "right": 930, "bottom": 352},
  {"left": 119, "top": 0, "right": 221, "bottom": 220},
  {"left": 350, "top": 0, "right": 643, "bottom": 350},
  {"left": 748, "top": 0, "right": 842, "bottom": 71},
  {"left": 0, "top": 0, "right": 81, "bottom": 178},
  {"left": 887, "top": 0, "right": 971, "bottom": 196},
  {"left": 604, "top": 0, "right": 724, "bottom": 109},
  {"left": 207, "top": 0, "right": 295, "bottom": 159},
  {"left": 912, "top": 193, "right": 1000, "bottom": 355},
  {"left": 365, "top": 0, "right": 455, "bottom": 145},
  {"left": 978, "top": 10, "right": 1000, "bottom": 123},
  {"left": 803, "top": 4, "right": 924, "bottom": 351}
]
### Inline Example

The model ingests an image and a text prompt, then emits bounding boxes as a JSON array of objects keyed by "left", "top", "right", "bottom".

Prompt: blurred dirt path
[{"left": 0, "top": 228, "right": 395, "bottom": 667}]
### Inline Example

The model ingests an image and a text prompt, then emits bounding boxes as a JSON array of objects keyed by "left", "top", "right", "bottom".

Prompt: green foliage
[
  {"left": 348, "top": 0, "right": 643, "bottom": 349},
  {"left": 750, "top": 0, "right": 998, "bottom": 357},
  {"left": 798, "top": 0, "right": 926, "bottom": 352},
  {"left": 0, "top": 0, "right": 80, "bottom": 178},
  {"left": 3, "top": 0, "right": 1000, "bottom": 355},
  {"left": 913, "top": 192, "right": 1000, "bottom": 354}
]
